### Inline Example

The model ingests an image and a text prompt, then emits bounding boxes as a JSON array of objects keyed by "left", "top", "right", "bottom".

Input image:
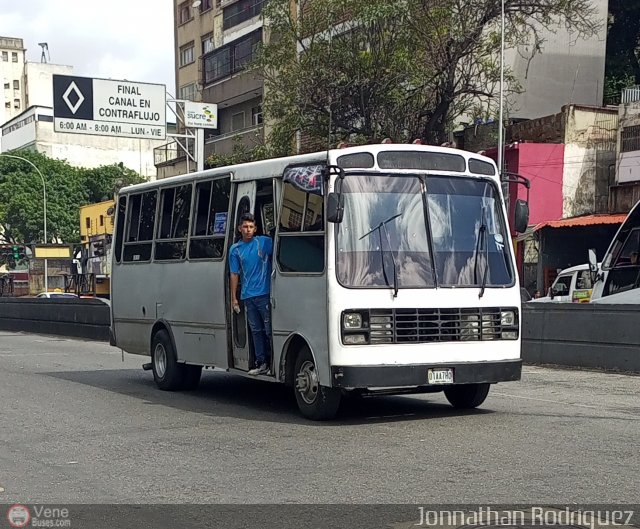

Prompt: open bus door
[{"left": 229, "top": 180, "right": 256, "bottom": 371}]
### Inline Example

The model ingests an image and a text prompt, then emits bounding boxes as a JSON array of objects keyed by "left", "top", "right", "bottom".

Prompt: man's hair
[{"left": 239, "top": 213, "right": 256, "bottom": 225}]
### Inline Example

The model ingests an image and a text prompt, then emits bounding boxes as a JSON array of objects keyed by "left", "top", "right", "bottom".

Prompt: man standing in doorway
[{"left": 229, "top": 213, "right": 273, "bottom": 376}]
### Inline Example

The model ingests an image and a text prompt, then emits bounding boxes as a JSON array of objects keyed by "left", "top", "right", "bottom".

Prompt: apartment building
[
  {"left": 0, "top": 37, "right": 26, "bottom": 127},
  {"left": 167, "top": 0, "right": 264, "bottom": 175}
]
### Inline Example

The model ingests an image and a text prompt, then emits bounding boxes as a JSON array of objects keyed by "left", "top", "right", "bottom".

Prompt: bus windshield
[{"left": 336, "top": 174, "right": 513, "bottom": 289}]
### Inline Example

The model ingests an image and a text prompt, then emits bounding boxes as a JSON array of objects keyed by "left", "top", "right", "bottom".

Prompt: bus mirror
[
  {"left": 514, "top": 200, "right": 529, "bottom": 233},
  {"left": 327, "top": 193, "right": 344, "bottom": 223},
  {"left": 588, "top": 248, "right": 599, "bottom": 282}
]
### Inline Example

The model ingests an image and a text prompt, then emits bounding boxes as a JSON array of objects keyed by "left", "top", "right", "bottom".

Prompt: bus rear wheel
[
  {"left": 293, "top": 346, "right": 341, "bottom": 420},
  {"left": 444, "top": 383, "right": 490, "bottom": 409},
  {"left": 152, "top": 329, "right": 188, "bottom": 391}
]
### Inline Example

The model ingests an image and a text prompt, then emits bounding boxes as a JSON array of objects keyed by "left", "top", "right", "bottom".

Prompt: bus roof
[{"left": 119, "top": 144, "right": 498, "bottom": 195}]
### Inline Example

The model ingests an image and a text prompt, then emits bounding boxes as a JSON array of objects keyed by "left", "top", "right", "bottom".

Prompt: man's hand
[{"left": 232, "top": 300, "right": 240, "bottom": 314}]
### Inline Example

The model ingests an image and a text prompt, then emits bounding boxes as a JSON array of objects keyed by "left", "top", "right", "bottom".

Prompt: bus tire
[
  {"left": 151, "top": 329, "right": 184, "bottom": 391},
  {"left": 444, "top": 383, "right": 490, "bottom": 409},
  {"left": 182, "top": 365, "right": 202, "bottom": 390},
  {"left": 293, "top": 346, "right": 341, "bottom": 420}
]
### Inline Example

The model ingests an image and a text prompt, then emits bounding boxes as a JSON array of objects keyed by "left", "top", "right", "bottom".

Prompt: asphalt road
[{"left": 0, "top": 330, "right": 638, "bottom": 507}]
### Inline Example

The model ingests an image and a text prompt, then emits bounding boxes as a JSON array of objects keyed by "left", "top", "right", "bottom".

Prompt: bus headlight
[
  {"left": 500, "top": 310, "right": 516, "bottom": 326},
  {"left": 343, "top": 312, "right": 363, "bottom": 329},
  {"left": 343, "top": 334, "right": 368, "bottom": 345}
]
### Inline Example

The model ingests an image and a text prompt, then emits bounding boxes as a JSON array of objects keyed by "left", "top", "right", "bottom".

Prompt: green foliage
[
  {"left": 205, "top": 132, "right": 275, "bottom": 168},
  {"left": 605, "top": 0, "right": 640, "bottom": 103},
  {"left": 255, "top": 0, "right": 600, "bottom": 148},
  {"left": 0, "top": 150, "right": 145, "bottom": 245}
]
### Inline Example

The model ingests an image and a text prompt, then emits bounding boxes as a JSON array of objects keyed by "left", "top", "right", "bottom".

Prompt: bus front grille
[{"left": 368, "top": 307, "right": 514, "bottom": 344}]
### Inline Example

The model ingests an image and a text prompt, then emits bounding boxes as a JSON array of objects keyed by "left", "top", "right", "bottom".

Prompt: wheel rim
[
  {"left": 295, "top": 360, "right": 319, "bottom": 405},
  {"left": 154, "top": 343, "right": 167, "bottom": 378}
]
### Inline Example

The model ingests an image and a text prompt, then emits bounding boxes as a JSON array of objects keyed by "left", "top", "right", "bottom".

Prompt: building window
[
  {"left": 5, "top": 102, "right": 10, "bottom": 109},
  {"left": 202, "top": 29, "right": 262, "bottom": 85},
  {"left": 231, "top": 112, "right": 245, "bottom": 131},
  {"left": 178, "top": 1, "right": 192, "bottom": 24},
  {"left": 3, "top": 82, "right": 9, "bottom": 90},
  {"left": 13, "top": 99, "right": 20, "bottom": 109},
  {"left": 251, "top": 105, "right": 263, "bottom": 126},
  {"left": 179, "top": 83, "right": 197, "bottom": 102},
  {"left": 100, "top": 215, "right": 104, "bottom": 227},
  {"left": 621, "top": 125, "right": 640, "bottom": 153},
  {"left": 202, "top": 33, "right": 214, "bottom": 55},
  {"left": 85, "top": 217, "right": 91, "bottom": 229},
  {"left": 180, "top": 42, "right": 195, "bottom": 66},
  {"left": 200, "top": 0, "right": 212, "bottom": 12},
  {"left": 11, "top": 52, "right": 17, "bottom": 62},
  {"left": 2, "top": 51, "right": 7, "bottom": 62},
  {"left": 13, "top": 80, "right": 19, "bottom": 90},
  {"left": 223, "top": 0, "right": 264, "bottom": 30}
]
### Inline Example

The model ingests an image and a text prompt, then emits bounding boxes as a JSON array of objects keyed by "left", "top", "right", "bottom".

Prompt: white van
[{"left": 530, "top": 263, "right": 594, "bottom": 303}]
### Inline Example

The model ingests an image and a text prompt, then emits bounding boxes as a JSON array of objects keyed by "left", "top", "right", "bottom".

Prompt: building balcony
[{"left": 205, "top": 124, "right": 264, "bottom": 158}]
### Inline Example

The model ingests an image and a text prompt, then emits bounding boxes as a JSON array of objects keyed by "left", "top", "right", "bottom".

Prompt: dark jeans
[{"left": 244, "top": 294, "right": 272, "bottom": 366}]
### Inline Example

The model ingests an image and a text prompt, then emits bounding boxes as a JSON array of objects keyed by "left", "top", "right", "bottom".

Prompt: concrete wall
[
  {"left": 506, "top": 0, "right": 608, "bottom": 119},
  {"left": 522, "top": 303, "right": 640, "bottom": 372},
  {"left": 0, "top": 297, "right": 110, "bottom": 341},
  {"left": 24, "top": 62, "right": 73, "bottom": 108}
]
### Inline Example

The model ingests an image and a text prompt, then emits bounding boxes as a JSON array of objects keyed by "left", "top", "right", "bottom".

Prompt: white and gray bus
[{"left": 110, "top": 144, "right": 528, "bottom": 420}]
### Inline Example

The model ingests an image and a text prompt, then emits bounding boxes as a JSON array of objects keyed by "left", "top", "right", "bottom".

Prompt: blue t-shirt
[{"left": 229, "top": 236, "right": 273, "bottom": 300}]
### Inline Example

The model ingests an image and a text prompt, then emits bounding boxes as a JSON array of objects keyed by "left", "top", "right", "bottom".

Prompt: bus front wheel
[
  {"left": 152, "top": 329, "right": 186, "bottom": 391},
  {"left": 293, "top": 346, "right": 341, "bottom": 420},
  {"left": 444, "top": 383, "right": 490, "bottom": 409}
]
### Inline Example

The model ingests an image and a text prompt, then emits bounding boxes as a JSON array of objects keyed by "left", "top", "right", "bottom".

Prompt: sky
[{"left": 0, "top": 0, "right": 175, "bottom": 93}]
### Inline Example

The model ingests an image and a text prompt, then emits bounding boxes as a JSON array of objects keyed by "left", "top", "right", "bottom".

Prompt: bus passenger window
[
  {"left": 277, "top": 182, "right": 324, "bottom": 273},
  {"left": 155, "top": 185, "right": 192, "bottom": 261},
  {"left": 123, "top": 191, "right": 156, "bottom": 262},
  {"left": 113, "top": 196, "right": 127, "bottom": 263},
  {"left": 189, "top": 177, "right": 230, "bottom": 260}
]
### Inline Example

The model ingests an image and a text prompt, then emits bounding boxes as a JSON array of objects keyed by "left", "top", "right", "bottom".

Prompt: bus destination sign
[{"left": 53, "top": 74, "right": 166, "bottom": 140}]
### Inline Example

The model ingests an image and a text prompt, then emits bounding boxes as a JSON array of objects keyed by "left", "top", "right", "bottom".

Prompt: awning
[{"left": 533, "top": 214, "right": 627, "bottom": 231}]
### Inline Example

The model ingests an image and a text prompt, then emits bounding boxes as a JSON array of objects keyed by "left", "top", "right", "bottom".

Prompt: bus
[
  {"left": 110, "top": 144, "right": 528, "bottom": 420},
  {"left": 589, "top": 199, "right": 640, "bottom": 304}
]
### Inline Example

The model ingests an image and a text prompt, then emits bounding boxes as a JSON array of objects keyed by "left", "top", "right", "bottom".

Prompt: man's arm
[{"left": 230, "top": 273, "right": 240, "bottom": 311}]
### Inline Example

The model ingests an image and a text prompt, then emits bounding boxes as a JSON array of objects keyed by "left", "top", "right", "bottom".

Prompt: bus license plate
[{"left": 427, "top": 368, "right": 454, "bottom": 384}]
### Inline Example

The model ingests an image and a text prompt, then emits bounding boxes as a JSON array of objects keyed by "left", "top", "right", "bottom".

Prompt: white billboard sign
[
  {"left": 53, "top": 74, "right": 166, "bottom": 140},
  {"left": 184, "top": 101, "right": 218, "bottom": 129}
]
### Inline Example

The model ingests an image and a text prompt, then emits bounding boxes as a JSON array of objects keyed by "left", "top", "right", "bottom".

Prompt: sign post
[{"left": 53, "top": 74, "right": 166, "bottom": 140}]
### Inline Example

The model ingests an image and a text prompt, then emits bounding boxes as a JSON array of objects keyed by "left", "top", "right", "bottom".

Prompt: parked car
[
  {"left": 36, "top": 292, "right": 79, "bottom": 299},
  {"left": 529, "top": 263, "right": 597, "bottom": 303}
]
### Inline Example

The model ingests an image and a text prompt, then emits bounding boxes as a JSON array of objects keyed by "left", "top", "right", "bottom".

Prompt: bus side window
[
  {"left": 113, "top": 196, "right": 127, "bottom": 264},
  {"left": 189, "top": 177, "right": 230, "bottom": 260},
  {"left": 277, "top": 183, "right": 324, "bottom": 273},
  {"left": 122, "top": 191, "right": 156, "bottom": 263},
  {"left": 155, "top": 184, "right": 192, "bottom": 261}
]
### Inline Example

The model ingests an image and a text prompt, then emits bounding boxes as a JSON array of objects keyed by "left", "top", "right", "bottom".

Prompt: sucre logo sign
[
  {"left": 185, "top": 101, "right": 218, "bottom": 128},
  {"left": 53, "top": 74, "right": 166, "bottom": 140}
]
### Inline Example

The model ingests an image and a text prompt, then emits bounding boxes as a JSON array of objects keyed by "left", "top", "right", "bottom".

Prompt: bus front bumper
[{"left": 330, "top": 359, "right": 522, "bottom": 389}]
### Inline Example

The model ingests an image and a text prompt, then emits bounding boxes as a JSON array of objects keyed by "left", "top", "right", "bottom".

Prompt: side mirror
[
  {"left": 588, "top": 248, "right": 599, "bottom": 282},
  {"left": 514, "top": 199, "right": 529, "bottom": 234},
  {"left": 327, "top": 192, "right": 344, "bottom": 223}
]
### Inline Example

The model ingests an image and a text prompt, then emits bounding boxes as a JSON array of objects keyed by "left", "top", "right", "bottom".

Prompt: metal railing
[{"left": 621, "top": 86, "right": 640, "bottom": 104}]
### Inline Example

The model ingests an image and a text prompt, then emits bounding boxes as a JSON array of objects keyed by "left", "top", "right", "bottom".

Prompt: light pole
[
  {"left": 0, "top": 153, "right": 48, "bottom": 292},
  {"left": 497, "top": 0, "right": 507, "bottom": 208}
]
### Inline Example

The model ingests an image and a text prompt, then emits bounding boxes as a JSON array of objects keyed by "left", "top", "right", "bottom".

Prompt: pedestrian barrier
[
  {"left": 522, "top": 303, "right": 640, "bottom": 373},
  {"left": 0, "top": 298, "right": 110, "bottom": 341}
]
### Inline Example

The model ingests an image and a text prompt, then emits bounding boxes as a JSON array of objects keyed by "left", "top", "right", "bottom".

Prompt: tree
[
  {"left": 605, "top": 0, "right": 640, "bottom": 103},
  {"left": 255, "top": 0, "right": 600, "bottom": 149},
  {"left": 0, "top": 151, "right": 145, "bottom": 245}
]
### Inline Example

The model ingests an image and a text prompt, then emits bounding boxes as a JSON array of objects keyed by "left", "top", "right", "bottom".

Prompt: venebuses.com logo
[{"left": 6, "top": 504, "right": 31, "bottom": 528}]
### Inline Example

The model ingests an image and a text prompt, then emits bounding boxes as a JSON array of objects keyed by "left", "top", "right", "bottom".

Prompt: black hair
[{"left": 239, "top": 213, "right": 256, "bottom": 225}]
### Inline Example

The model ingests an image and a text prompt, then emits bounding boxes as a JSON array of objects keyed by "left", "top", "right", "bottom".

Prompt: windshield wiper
[
  {"left": 360, "top": 213, "right": 402, "bottom": 297},
  {"left": 474, "top": 207, "right": 490, "bottom": 299}
]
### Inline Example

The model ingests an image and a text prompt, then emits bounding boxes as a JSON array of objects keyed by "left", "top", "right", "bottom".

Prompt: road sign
[
  {"left": 184, "top": 101, "right": 218, "bottom": 128},
  {"left": 53, "top": 75, "right": 166, "bottom": 140}
]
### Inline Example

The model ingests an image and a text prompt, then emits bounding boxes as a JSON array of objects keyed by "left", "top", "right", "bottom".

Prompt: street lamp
[
  {"left": 497, "top": 0, "right": 507, "bottom": 206},
  {"left": 0, "top": 153, "right": 48, "bottom": 292}
]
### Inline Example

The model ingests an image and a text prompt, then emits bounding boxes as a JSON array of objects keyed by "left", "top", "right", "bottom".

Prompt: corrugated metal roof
[{"left": 534, "top": 214, "right": 627, "bottom": 230}]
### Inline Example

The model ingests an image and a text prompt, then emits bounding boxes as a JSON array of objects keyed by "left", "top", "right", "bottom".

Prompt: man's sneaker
[{"left": 248, "top": 363, "right": 269, "bottom": 376}]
